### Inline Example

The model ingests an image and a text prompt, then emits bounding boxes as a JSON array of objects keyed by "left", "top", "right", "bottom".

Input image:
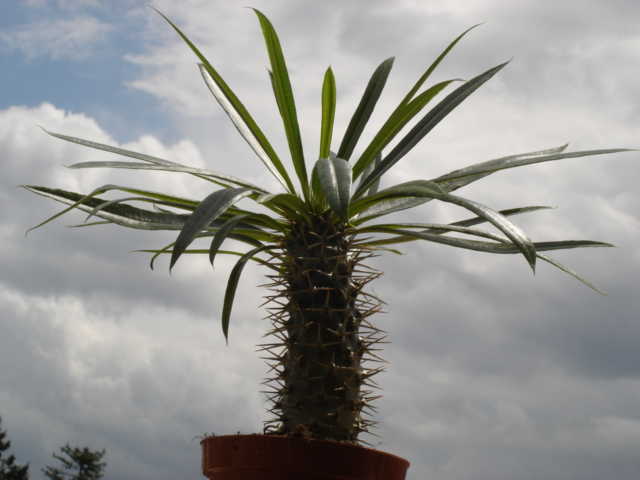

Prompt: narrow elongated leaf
[
  {"left": 353, "top": 197, "right": 431, "bottom": 223},
  {"left": 320, "top": 67, "right": 336, "bottom": 159},
  {"left": 198, "top": 65, "right": 294, "bottom": 193},
  {"left": 433, "top": 146, "right": 636, "bottom": 187},
  {"left": 438, "top": 193, "right": 536, "bottom": 271},
  {"left": 85, "top": 196, "right": 148, "bottom": 221},
  {"left": 369, "top": 226, "right": 610, "bottom": 254},
  {"left": 256, "top": 192, "right": 312, "bottom": 224},
  {"left": 355, "top": 61, "right": 509, "bottom": 196},
  {"left": 352, "top": 79, "right": 460, "bottom": 179},
  {"left": 313, "top": 157, "right": 352, "bottom": 222},
  {"left": 311, "top": 163, "right": 326, "bottom": 208},
  {"left": 351, "top": 23, "right": 482, "bottom": 177},
  {"left": 252, "top": 9, "right": 309, "bottom": 200},
  {"left": 537, "top": 252, "right": 607, "bottom": 295},
  {"left": 365, "top": 225, "right": 609, "bottom": 294},
  {"left": 352, "top": 181, "right": 537, "bottom": 270},
  {"left": 69, "top": 159, "right": 268, "bottom": 192},
  {"left": 147, "top": 6, "right": 295, "bottom": 193},
  {"left": 428, "top": 206, "right": 553, "bottom": 232},
  {"left": 222, "top": 244, "right": 273, "bottom": 341},
  {"left": 23, "top": 186, "right": 199, "bottom": 231},
  {"left": 337, "top": 57, "right": 395, "bottom": 160},
  {"left": 356, "top": 152, "right": 382, "bottom": 197},
  {"left": 210, "top": 214, "right": 261, "bottom": 267},
  {"left": 434, "top": 144, "right": 568, "bottom": 192},
  {"left": 145, "top": 246, "right": 271, "bottom": 271},
  {"left": 395, "top": 23, "right": 483, "bottom": 111},
  {"left": 360, "top": 223, "right": 510, "bottom": 242},
  {"left": 170, "top": 188, "right": 253, "bottom": 271},
  {"left": 40, "top": 128, "right": 177, "bottom": 166},
  {"left": 350, "top": 180, "right": 445, "bottom": 216}
]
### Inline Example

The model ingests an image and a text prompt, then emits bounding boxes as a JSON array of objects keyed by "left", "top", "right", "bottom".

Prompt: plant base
[{"left": 201, "top": 434, "right": 410, "bottom": 480}]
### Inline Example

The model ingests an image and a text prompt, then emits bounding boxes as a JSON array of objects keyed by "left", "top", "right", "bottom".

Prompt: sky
[{"left": 1, "top": 0, "right": 640, "bottom": 479}]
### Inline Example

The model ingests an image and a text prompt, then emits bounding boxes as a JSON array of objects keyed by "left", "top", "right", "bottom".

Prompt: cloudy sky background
[{"left": 2, "top": 0, "right": 640, "bottom": 479}]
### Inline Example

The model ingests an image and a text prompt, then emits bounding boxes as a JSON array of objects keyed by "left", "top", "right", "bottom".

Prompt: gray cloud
[{"left": 1, "top": 1, "right": 640, "bottom": 479}]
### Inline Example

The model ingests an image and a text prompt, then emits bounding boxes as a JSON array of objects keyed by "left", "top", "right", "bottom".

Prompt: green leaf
[
  {"left": 359, "top": 223, "right": 511, "bottom": 243},
  {"left": 350, "top": 179, "right": 445, "bottom": 216},
  {"left": 22, "top": 186, "right": 197, "bottom": 232},
  {"left": 41, "top": 128, "right": 177, "bottom": 167},
  {"left": 313, "top": 157, "right": 352, "bottom": 222},
  {"left": 252, "top": 9, "right": 309, "bottom": 200},
  {"left": 69, "top": 159, "right": 268, "bottom": 192},
  {"left": 337, "top": 57, "right": 394, "bottom": 160},
  {"left": 354, "top": 61, "right": 509, "bottom": 196},
  {"left": 147, "top": 6, "right": 296, "bottom": 194},
  {"left": 352, "top": 79, "right": 460, "bottom": 179},
  {"left": 222, "top": 244, "right": 273, "bottom": 342},
  {"left": 352, "top": 181, "right": 537, "bottom": 271},
  {"left": 198, "top": 65, "right": 295, "bottom": 193},
  {"left": 170, "top": 188, "right": 253, "bottom": 271},
  {"left": 438, "top": 193, "right": 537, "bottom": 271},
  {"left": 433, "top": 145, "right": 637, "bottom": 190},
  {"left": 210, "top": 214, "right": 262, "bottom": 267},
  {"left": 256, "top": 192, "right": 312, "bottom": 224},
  {"left": 364, "top": 224, "right": 610, "bottom": 295},
  {"left": 320, "top": 67, "right": 336, "bottom": 159},
  {"left": 537, "top": 252, "right": 608, "bottom": 296},
  {"left": 356, "top": 152, "right": 382, "bottom": 197},
  {"left": 394, "top": 23, "right": 483, "bottom": 112},
  {"left": 429, "top": 205, "right": 554, "bottom": 232}
]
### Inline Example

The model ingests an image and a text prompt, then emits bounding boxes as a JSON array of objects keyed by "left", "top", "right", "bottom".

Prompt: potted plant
[{"left": 22, "top": 7, "right": 635, "bottom": 480}]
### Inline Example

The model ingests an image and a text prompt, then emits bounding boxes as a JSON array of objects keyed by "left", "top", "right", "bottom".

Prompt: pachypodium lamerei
[{"left": 23, "top": 8, "right": 635, "bottom": 443}]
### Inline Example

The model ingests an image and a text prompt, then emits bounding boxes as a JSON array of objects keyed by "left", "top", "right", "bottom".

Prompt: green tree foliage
[
  {"left": 42, "top": 445, "right": 106, "bottom": 480},
  {"left": 0, "top": 417, "right": 29, "bottom": 480}
]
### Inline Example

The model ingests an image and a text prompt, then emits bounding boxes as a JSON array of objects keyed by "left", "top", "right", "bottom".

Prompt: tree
[
  {"left": 42, "top": 445, "right": 105, "bottom": 480},
  {"left": 0, "top": 417, "right": 29, "bottom": 480},
  {"left": 22, "top": 8, "right": 636, "bottom": 444}
]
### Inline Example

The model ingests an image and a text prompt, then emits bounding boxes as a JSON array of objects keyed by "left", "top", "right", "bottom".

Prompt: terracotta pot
[{"left": 201, "top": 434, "right": 410, "bottom": 480}]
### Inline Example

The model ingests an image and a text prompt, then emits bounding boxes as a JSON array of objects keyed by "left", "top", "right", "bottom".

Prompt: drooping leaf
[
  {"left": 437, "top": 193, "right": 537, "bottom": 271},
  {"left": 210, "top": 214, "right": 261, "bottom": 267},
  {"left": 536, "top": 252, "right": 608, "bottom": 295},
  {"left": 363, "top": 225, "right": 611, "bottom": 294},
  {"left": 222, "top": 244, "right": 274, "bottom": 342},
  {"left": 337, "top": 57, "right": 395, "bottom": 161},
  {"left": 352, "top": 181, "right": 537, "bottom": 271},
  {"left": 170, "top": 188, "right": 254, "bottom": 271}
]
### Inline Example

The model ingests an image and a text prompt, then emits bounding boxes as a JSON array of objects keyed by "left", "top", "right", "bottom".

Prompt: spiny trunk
[{"left": 261, "top": 214, "right": 385, "bottom": 443}]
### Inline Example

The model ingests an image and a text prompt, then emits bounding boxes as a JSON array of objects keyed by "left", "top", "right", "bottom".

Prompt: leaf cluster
[{"left": 23, "top": 7, "right": 636, "bottom": 341}]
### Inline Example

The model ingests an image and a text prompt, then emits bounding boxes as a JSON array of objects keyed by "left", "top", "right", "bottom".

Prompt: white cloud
[{"left": 0, "top": 15, "right": 112, "bottom": 61}]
